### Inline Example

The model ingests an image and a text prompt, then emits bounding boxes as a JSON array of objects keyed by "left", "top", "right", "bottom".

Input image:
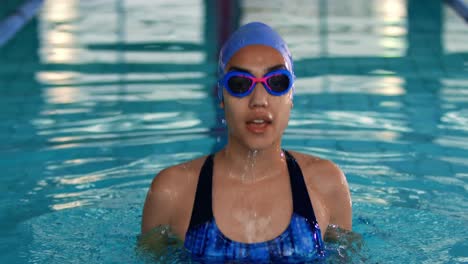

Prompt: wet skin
[{"left": 141, "top": 45, "right": 352, "bottom": 244}]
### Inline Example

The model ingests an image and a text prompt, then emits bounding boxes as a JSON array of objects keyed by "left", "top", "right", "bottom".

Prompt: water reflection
[
  {"left": 40, "top": 0, "right": 78, "bottom": 63},
  {"left": 291, "top": 110, "right": 410, "bottom": 132},
  {"left": 36, "top": 71, "right": 78, "bottom": 84},
  {"left": 51, "top": 200, "right": 92, "bottom": 211},
  {"left": 295, "top": 75, "right": 406, "bottom": 96},
  {"left": 435, "top": 135, "right": 468, "bottom": 150},
  {"left": 376, "top": 0, "right": 407, "bottom": 57},
  {"left": 40, "top": 84, "right": 207, "bottom": 105},
  {"left": 440, "top": 110, "right": 468, "bottom": 131},
  {"left": 122, "top": 51, "right": 205, "bottom": 63},
  {"left": 41, "top": 152, "right": 202, "bottom": 212}
]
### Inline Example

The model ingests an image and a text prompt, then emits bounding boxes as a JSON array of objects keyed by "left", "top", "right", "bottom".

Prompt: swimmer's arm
[
  {"left": 141, "top": 168, "right": 178, "bottom": 234},
  {"left": 297, "top": 153, "right": 352, "bottom": 230},
  {"left": 322, "top": 169, "right": 361, "bottom": 255},
  {"left": 317, "top": 161, "right": 361, "bottom": 251},
  {"left": 139, "top": 169, "right": 184, "bottom": 254},
  {"left": 326, "top": 164, "right": 352, "bottom": 231}
]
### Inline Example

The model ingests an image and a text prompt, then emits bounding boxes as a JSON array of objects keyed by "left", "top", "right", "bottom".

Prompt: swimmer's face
[{"left": 222, "top": 45, "right": 293, "bottom": 150}]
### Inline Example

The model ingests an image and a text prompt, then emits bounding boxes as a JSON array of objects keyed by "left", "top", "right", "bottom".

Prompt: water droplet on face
[
  {"left": 236, "top": 150, "right": 258, "bottom": 183},
  {"left": 252, "top": 150, "right": 258, "bottom": 156},
  {"left": 279, "top": 151, "right": 286, "bottom": 163}
]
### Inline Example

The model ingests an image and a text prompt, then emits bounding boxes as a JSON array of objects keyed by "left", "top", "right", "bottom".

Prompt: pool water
[{"left": 0, "top": 0, "right": 467, "bottom": 263}]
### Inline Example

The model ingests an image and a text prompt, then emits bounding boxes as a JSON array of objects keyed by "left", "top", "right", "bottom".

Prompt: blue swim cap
[{"left": 217, "top": 22, "right": 294, "bottom": 101}]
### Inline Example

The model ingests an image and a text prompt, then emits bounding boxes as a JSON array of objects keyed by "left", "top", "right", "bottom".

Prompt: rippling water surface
[{"left": 0, "top": 0, "right": 467, "bottom": 263}]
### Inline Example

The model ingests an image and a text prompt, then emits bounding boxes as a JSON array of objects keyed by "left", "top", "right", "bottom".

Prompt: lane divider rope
[{"left": 0, "top": 0, "right": 44, "bottom": 47}]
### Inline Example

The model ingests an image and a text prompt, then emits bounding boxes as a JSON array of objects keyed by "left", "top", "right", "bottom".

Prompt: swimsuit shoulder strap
[
  {"left": 187, "top": 154, "right": 214, "bottom": 230},
  {"left": 284, "top": 150, "right": 319, "bottom": 224}
]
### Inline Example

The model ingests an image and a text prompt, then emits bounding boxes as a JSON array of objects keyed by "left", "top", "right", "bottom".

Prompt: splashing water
[
  {"left": 241, "top": 149, "right": 258, "bottom": 182},
  {"left": 137, "top": 225, "right": 368, "bottom": 263}
]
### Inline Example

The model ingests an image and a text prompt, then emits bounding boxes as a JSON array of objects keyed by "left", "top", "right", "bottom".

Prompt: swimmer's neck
[{"left": 217, "top": 142, "right": 286, "bottom": 182}]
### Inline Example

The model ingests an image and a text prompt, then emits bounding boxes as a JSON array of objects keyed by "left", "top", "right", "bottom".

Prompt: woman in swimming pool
[{"left": 141, "top": 22, "right": 352, "bottom": 262}]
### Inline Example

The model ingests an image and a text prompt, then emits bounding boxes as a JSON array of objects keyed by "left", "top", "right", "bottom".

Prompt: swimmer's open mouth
[
  {"left": 246, "top": 115, "right": 273, "bottom": 133},
  {"left": 246, "top": 119, "right": 272, "bottom": 125}
]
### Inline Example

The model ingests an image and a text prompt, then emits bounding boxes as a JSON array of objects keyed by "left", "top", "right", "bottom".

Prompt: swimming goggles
[{"left": 220, "top": 69, "right": 294, "bottom": 98}]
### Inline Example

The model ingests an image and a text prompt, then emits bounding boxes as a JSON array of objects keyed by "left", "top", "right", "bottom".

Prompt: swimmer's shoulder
[
  {"left": 142, "top": 155, "right": 210, "bottom": 233},
  {"left": 287, "top": 150, "right": 345, "bottom": 184},
  {"left": 150, "top": 155, "right": 209, "bottom": 194},
  {"left": 287, "top": 150, "right": 352, "bottom": 230}
]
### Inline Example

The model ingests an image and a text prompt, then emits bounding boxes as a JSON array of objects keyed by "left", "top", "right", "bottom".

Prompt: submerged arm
[
  {"left": 139, "top": 168, "right": 185, "bottom": 255},
  {"left": 141, "top": 169, "right": 175, "bottom": 234},
  {"left": 327, "top": 164, "right": 352, "bottom": 231}
]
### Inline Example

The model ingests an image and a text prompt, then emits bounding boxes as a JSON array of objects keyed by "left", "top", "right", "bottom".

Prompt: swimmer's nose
[{"left": 249, "top": 82, "right": 269, "bottom": 108}]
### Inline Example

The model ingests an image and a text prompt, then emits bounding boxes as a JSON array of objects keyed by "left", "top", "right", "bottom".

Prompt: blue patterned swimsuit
[{"left": 184, "top": 151, "right": 325, "bottom": 263}]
